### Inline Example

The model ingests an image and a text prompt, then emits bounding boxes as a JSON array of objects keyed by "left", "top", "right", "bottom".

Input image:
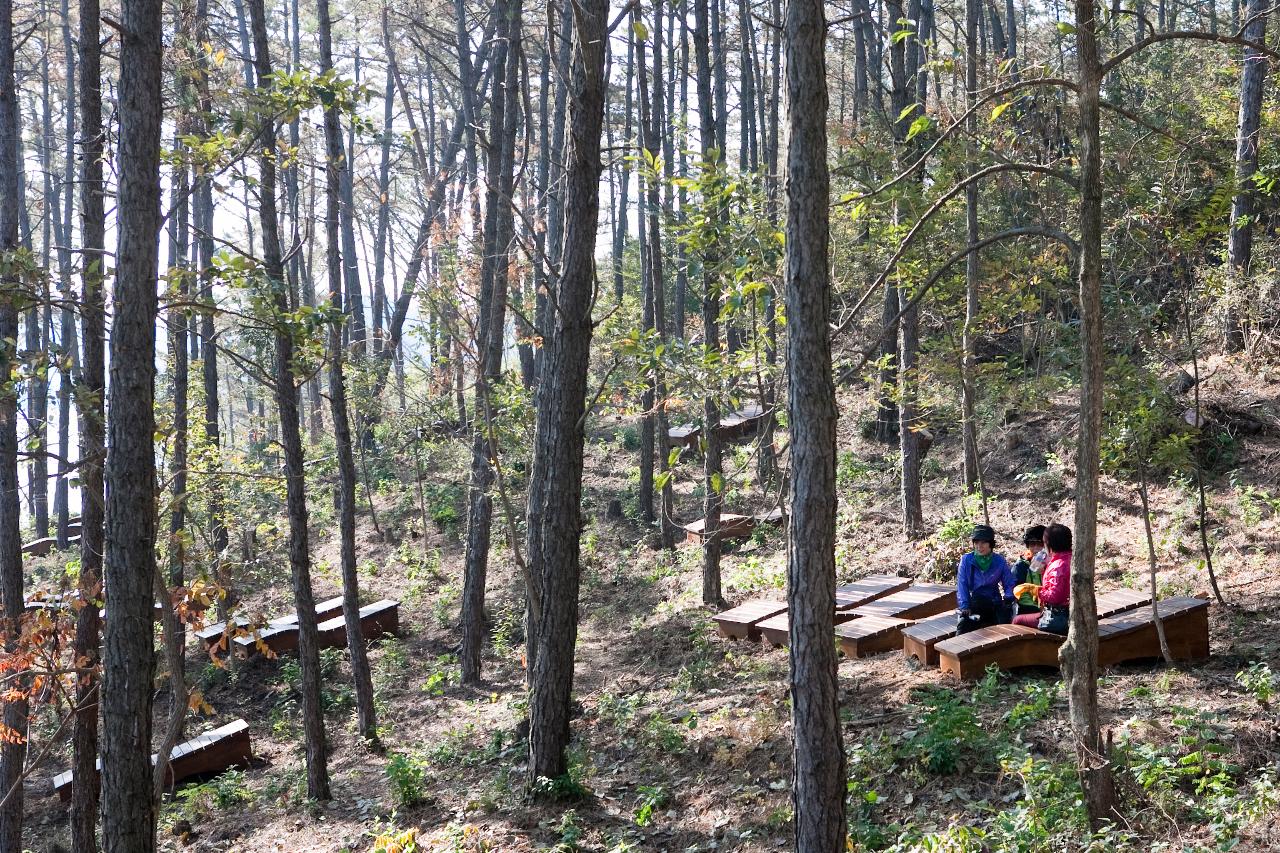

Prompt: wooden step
[
  {"left": 53, "top": 719, "right": 252, "bottom": 802},
  {"left": 836, "top": 614, "right": 915, "bottom": 658},
  {"left": 22, "top": 534, "right": 81, "bottom": 558},
  {"left": 903, "top": 588, "right": 1154, "bottom": 667},
  {"left": 835, "top": 574, "right": 912, "bottom": 610}
]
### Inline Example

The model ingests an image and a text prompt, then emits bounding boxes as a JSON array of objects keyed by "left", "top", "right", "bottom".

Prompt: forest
[{"left": 1, "top": 0, "right": 1279, "bottom": 849}]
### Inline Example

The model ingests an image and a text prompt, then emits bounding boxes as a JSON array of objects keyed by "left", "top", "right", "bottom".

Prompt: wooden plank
[
  {"left": 835, "top": 615, "right": 915, "bottom": 658},
  {"left": 904, "top": 588, "right": 1153, "bottom": 668},
  {"left": 54, "top": 719, "right": 252, "bottom": 802},
  {"left": 849, "top": 583, "right": 956, "bottom": 621},
  {"left": 936, "top": 624, "right": 1061, "bottom": 679},
  {"left": 22, "top": 535, "right": 81, "bottom": 558},
  {"left": 667, "top": 425, "right": 701, "bottom": 449},
  {"left": 713, "top": 600, "right": 787, "bottom": 640}
]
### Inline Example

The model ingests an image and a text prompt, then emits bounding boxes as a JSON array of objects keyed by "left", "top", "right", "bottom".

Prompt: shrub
[{"left": 385, "top": 751, "right": 428, "bottom": 808}]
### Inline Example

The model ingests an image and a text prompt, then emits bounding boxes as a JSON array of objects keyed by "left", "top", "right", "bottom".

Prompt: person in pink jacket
[{"left": 1012, "top": 523, "right": 1071, "bottom": 634}]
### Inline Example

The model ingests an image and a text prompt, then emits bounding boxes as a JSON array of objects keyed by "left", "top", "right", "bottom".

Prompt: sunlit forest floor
[{"left": 25, "top": 357, "right": 1280, "bottom": 852}]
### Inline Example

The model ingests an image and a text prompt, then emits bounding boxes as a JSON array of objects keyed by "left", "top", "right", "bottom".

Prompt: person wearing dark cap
[
  {"left": 956, "top": 524, "right": 1016, "bottom": 634},
  {"left": 1012, "top": 525, "right": 1048, "bottom": 617}
]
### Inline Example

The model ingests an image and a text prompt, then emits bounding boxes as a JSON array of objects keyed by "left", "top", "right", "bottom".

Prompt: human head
[
  {"left": 1045, "top": 523, "right": 1072, "bottom": 554},
  {"left": 1022, "top": 525, "right": 1046, "bottom": 550},
  {"left": 971, "top": 524, "right": 996, "bottom": 555}
]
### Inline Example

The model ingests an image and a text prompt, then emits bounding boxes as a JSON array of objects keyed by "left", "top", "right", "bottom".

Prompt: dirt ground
[{"left": 21, "top": 356, "right": 1280, "bottom": 852}]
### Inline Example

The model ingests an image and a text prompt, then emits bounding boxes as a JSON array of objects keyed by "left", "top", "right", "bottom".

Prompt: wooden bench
[
  {"left": 22, "top": 535, "right": 81, "bottom": 558},
  {"left": 847, "top": 583, "right": 956, "bottom": 621},
  {"left": 683, "top": 514, "right": 756, "bottom": 544},
  {"left": 668, "top": 405, "right": 767, "bottom": 451},
  {"left": 937, "top": 595, "right": 1209, "bottom": 679},
  {"left": 53, "top": 719, "right": 252, "bottom": 802},
  {"left": 1097, "top": 596, "right": 1209, "bottom": 667},
  {"left": 713, "top": 600, "right": 789, "bottom": 640},
  {"left": 316, "top": 599, "right": 400, "bottom": 649},
  {"left": 230, "top": 596, "right": 349, "bottom": 659},
  {"left": 668, "top": 425, "right": 701, "bottom": 450},
  {"left": 835, "top": 614, "right": 918, "bottom": 658},
  {"left": 714, "top": 574, "right": 908, "bottom": 642},
  {"left": 902, "top": 588, "right": 1154, "bottom": 667},
  {"left": 201, "top": 596, "right": 345, "bottom": 655},
  {"left": 745, "top": 575, "right": 914, "bottom": 647}
]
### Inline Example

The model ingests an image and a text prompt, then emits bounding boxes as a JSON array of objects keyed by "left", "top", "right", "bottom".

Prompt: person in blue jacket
[{"left": 956, "top": 524, "right": 1016, "bottom": 634}]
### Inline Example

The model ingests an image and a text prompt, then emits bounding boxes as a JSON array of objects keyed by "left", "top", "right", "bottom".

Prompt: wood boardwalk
[
  {"left": 232, "top": 598, "right": 396, "bottom": 659},
  {"left": 713, "top": 573, "right": 908, "bottom": 641}
]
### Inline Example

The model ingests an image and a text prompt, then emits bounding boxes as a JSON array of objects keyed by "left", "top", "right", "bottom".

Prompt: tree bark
[
  {"left": 694, "top": 0, "right": 726, "bottom": 607},
  {"left": 1060, "top": 0, "right": 1118, "bottom": 830},
  {"left": 461, "top": 0, "right": 520, "bottom": 686},
  {"left": 526, "top": 0, "right": 607, "bottom": 784},
  {"left": 314, "top": 0, "right": 379, "bottom": 746},
  {"left": 71, "top": 0, "right": 106, "bottom": 841},
  {"left": 100, "top": 0, "right": 164, "bottom": 845},
  {"left": 962, "top": 0, "right": 981, "bottom": 494},
  {"left": 247, "top": 0, "right": 330, "bottom": 800},
  {"left": 783, "top": 0, "right": 848, "bottom": 846},
  {"left": 0, "top": 4, "right": 26, "bottom": 848},
  {"left": 1225, "top": 0, "right": 1267, "bottom": 351}
]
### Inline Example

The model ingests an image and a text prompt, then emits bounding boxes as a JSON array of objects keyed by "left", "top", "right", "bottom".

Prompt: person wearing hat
[
  {"left": 1012, "top": 525, "right": 1048, "bottom": 617},
  {"left": 956, "top": 524, "right": 1016, "bottom": 634}
]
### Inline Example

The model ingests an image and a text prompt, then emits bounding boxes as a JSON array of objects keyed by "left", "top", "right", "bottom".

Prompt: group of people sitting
[{"left": 955, "top": 523, "right": 1072, "bottom": 635}]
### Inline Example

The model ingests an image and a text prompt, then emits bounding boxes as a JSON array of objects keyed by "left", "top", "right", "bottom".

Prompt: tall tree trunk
[
  {"left": 53, "top": 0, "right": 77, "bottom": 549},
  {"left": 694, "top": 0, "right": 725, "bottom": 607},
  {"left": 0, "top": 3, "right": 25, "bottom": 847},
  {"left": 72, "top": 0, "right": 106, "bottom": 841},
  {"left": 100, "top": 0, "right": 164, "bottom": 844},
  {"left": 247, "top": 0, "right": 330, "bottom": 800},
  {"left": 639, "top": 4, "right": 675, "bottom": 548},
  {"left": 962, "top": 0, "right": 981, "bottom": 494},
  {"left": 372, "top": 32, "right": 395, "bottom": 355},
  {"left": 461, "top": 0, "right": 520, "bottom": 686},
  {"left": 783, "top": 0, "right": 847, "bottom": 845},
  {"left": 611, "top": 33, "right": 634, "bottom": 305},
  {"left": 636, "top": 10, "right": 656, "bottom": 530},
  {"left": 1061, "top": 0, "right": 1117, "bottom": 830},
  {"left": 316, "top": 0, "right": 379, "bottom": 746},
  {"left": 1225, "top": 0, "right": 1267, "bottom": 351},
  {"left": 526, "top": 0, "right": 606, "bottom": 783},
  {"left": 339, "top": 47, "right": 366, "bottom": 358}
]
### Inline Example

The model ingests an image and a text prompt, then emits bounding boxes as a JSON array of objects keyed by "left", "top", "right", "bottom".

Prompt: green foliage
[
  {"left": 169, "top": 769, "right": 254, "bottom": 825},
  {"left": 1234, "top": 661, "right": 1275, "bottom": 706},
  {"left": 919, "top": 493, "right": 987, "bottom": 582},
  {"left": 385, "top": 751, "right": 428, "bottom": 808},
  {"left": 632, "top": 785, "right": 669, "bottom": 827},
  {"left": 901, "top": 688, "right": 988, "bottom": 776}
]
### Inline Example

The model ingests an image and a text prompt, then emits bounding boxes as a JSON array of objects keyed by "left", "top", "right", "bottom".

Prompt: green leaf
[
  {"left": 990, "top": 101, "right": 1013, "bottom": 122},
  {"left": 1055, "top": 21, "right": 1077, "bottom": 35},
  {"left": 905, "top": 115, "right": 930, "bottom": 142},
  {"left": 711, "top": 473, "right": 724, "bottom": 495},
  {"left": 896, "top": 103, "right": 919, "bottom": 123},
  {"left": 632, "top": 19, "right": 648, "bottom": 41}
]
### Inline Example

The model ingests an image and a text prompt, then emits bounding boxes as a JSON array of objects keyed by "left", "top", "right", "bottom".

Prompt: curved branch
[
  {"left": 830, "top": 162, "right": 1077, "bottom": 339},
  {"left": 835, "top": 75, "right": 1078, "bottom": 203},
  {"left": 834, "top": 226, "right": 1079, "bottom": 385},
  {"left": 1103, "top": 29, "right": 1280, "bottom": 76}
]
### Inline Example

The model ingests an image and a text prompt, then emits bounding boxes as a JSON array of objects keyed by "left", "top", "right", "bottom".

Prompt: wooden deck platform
[
  {"left": 713, "top": 574, "right": 908, "bottom": 642},
  {"left": 936, "top": 595, "right": 1209, "bottom": 679},
  {"left": 683, "top": 508, "right": 784, "bottom": 544},
  {"left": 53, "top": 719, "right": 252, "bottom": 802},
  {"left": 758, "top": 608, "right": 865, "bottom": 648},
  {"left": 200, "top": 596, "right": 345, "bottom": 655},
  {"left": 230, "top": 596, "right": 351, "bottom": 659},
  {"left": 667, "top": 405, "right": 769, "bottom": 452},
  {"left": 902, "top": 588, "right": 1155, "bottom": 667}
]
